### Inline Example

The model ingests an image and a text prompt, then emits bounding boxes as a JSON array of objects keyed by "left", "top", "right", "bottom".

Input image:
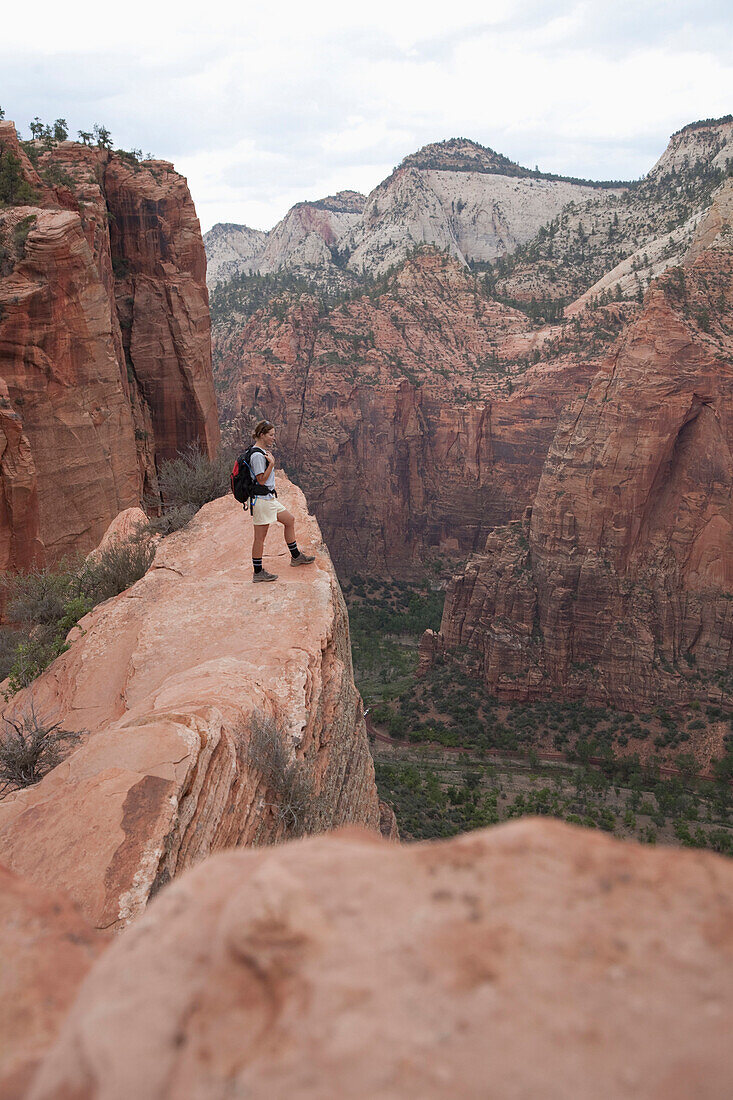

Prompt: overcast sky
[{"left": 2, "top": 1, "right": 731, "bottom": 233}]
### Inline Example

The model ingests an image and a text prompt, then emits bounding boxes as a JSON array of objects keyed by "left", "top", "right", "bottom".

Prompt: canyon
[
  {"left": 210, "top": 117, "right": 733, "bottom": 719},
  {"left": 214, "top": 248, "right": 628, "bottom": 571},
  {"left": 0, "top": 121, "right": 219, "bottom": 576}
]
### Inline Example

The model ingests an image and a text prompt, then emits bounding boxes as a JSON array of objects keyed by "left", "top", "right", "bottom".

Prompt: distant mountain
[
  {"left": 206, "top": 117, "right": 733, "bottom": 307},
  {"left": 204, "top": 192, "right": 365, "bottom": 287},
  {"left": 490, "top": 116, "right": 733, "bottom": 307},
  {"left": 204, "top": 138, "right": 629, "bottom": 287}
]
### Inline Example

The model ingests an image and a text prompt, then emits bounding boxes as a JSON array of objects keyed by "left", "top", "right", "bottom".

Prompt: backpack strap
[{"left": 244, "top": 445, "right": 271, "bottom": 503}]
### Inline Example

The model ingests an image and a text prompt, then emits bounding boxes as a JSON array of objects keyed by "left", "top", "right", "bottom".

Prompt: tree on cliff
[
  {"left": 0, "top": 106, "right": 5, "bottom": 120},
  {"left": 53, "top": 118, "right": 68, "bottom": 142},
  {"left": 93, "top": 124, "right": 112, "bottom": 150},
  {"left": 0, "top": 148, "right": 37, "bottom": 206}
]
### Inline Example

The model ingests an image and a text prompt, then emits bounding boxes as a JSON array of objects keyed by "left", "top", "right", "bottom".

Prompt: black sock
[
  {"left": 287, "top": 540, "right": 299, "bottom": 559},
  {"left": 253, "top": 557, "right": 263, "bottom": 574}
]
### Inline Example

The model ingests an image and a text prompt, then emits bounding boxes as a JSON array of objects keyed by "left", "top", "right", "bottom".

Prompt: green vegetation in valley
[{"left": 344, "top": 579, "right": 733, "bottom": 854}]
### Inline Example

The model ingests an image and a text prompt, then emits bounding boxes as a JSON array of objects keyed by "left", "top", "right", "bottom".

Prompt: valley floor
[{"left": 344, "top": 577, "right": 733, "bottom": 853}]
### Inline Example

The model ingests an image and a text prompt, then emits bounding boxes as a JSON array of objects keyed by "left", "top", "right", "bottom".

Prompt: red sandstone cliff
[
  {"left": 214, "top": 251, "right": 629, "bottom": 572},
  {"left": 0, "top": 121, "right": 219, "bottom": 572},
  {"left": 427, "top": 180, "right": 733, "bottom": 716}
]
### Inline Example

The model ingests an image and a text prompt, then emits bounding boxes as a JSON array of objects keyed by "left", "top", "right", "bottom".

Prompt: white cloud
[{"left": 1, "top": 0, "right": 731, "bottom": 230}]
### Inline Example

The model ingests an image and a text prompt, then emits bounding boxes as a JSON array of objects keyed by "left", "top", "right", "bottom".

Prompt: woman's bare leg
[
  {"left": 276, "top": 510, "right": 295, "bottom": 545},
  {"left": 252, "top": 523, "right": 269, "bottom": 559}
]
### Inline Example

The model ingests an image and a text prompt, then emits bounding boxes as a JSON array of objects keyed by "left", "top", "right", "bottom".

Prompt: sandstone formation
[
  {"left": 214, "top": 250, "right": 630, "bottom": 573},
  {"left": 0, "top": 865, "right": 102, "bottom": 1097},
  {"left": 429, "top": 179, "right": 733, "bottom": 715},
  {"left": 0, "top": 481, "right": 381, "bottom": 930},
  {"left": 0, "top": 121, "right": 219, "bottom": 573},
  {"left": 28, "top": 819, "right": 733, "bottom": 1099}
]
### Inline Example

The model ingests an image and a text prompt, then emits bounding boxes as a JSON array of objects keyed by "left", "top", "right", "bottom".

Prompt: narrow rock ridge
[{"left": 0, "top": 479, "right": 381, "bottom": 930}]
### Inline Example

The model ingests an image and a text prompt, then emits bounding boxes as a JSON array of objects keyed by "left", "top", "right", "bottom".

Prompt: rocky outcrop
[
  {"left": 0, "top": 121, "right": 219, "bottom": 572},
  {"left": 496, "top": 117, "right": 733, "bottom": 307},
  {"left": 28, "top": 819, "right": 733, "bottom": 1099},
  {"left": 258, "top": 191, "right": 365, "bottom": 274},
  {"left": 204, "top": 191, "right": 365, "bottom": 288},
  {"left": 214, "top": 250, "right": 627, "bottom": 573},
  {"left": 431, "top": 179, "right": 733, "bottom": 714},
  {"left": 203, "top": 222, "right": 268, "bottom": 287},
  {"left": 0, "top": 865, "right": 102, "bottom": 1097},
  {"left": 0, "top": 481, "right": 381, "bottom": 930},
  {"left": 347, "top": 157, "right": 620, "bottom": 276}
]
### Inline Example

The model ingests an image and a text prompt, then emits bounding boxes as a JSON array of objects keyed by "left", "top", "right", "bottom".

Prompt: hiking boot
[
  {"left": 290, "top": 551, "right": 315, "bottom": 566},
  {"left": 253, "top": 569, "right": 278, "bottom": 582}
]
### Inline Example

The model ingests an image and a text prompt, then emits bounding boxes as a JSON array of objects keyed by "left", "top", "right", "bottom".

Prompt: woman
[{"left": 248, "top": 420, "right": 315, "bottom": 582}]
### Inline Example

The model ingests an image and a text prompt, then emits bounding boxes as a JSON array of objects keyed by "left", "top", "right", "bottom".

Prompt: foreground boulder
[
  {"left": 28, "top": 818, "right": 733, "bottom": 1099},
  {"left": 0, "top": 479, "right": 381, "bottom": 930},
  {"left": 0, "top": 866, "right": 102, "bottom": 1097}
]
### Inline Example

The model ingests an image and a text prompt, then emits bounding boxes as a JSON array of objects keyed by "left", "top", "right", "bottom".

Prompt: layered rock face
[
  {"left": 28, "top": 819, "right": 733, "bottom": 1099},
  {"left": 0, "top": 121, "right": 219, "bottom": 571},
  {"left": 0, "top": 481, "right": 381, "bottom": 930},
  {"left": 214, "top": 251, "right": 621, "bottom": 572},
  {"left": 431, "top": 180, "right": 733, "bottom": 712}
]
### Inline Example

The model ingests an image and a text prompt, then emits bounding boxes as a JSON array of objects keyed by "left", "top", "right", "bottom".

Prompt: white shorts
[{"left": 251, "top": 496, "right": 287, "bottom": 526}]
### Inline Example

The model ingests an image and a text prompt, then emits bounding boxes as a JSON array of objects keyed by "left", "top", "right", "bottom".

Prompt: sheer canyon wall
[
  {"left": 426, "top": 180, "right": 733, "bottom": 712},
  {"left": 0, "top": 121, "right": 219, "bottom": 576}
]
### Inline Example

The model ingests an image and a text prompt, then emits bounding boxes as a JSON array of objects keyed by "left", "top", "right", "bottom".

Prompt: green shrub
[
  {"left": 242, "top": 711, "right": 322, "bottom": 838},
  {"left": 0, "top": 627, "right": 28, "bottom": 680},
  {"left": 156, "top": 443, "right": 233, "bottom": 513},
  {"left": 1, "top": 531, "right": 154, "bottom": 697},
  {"left": 3, "top": 566, "right": 75, "bottom": 628},
  {"left": 78, "top": 534, "right": 154, "bottom": 604},
  {"left": 0, "top": 704, "right": 82, "bottom": 797},
  {"left": 0, "top": 149, "right": 38, "bottom": 206},
  {"left": 12, "top": 215, "right": 36, "bottom": 257}
]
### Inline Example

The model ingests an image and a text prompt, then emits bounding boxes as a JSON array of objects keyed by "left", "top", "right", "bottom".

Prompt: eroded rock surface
[
  {"left": 0, "top": 481, "right": 380, "bottom": 930},
  {"left": 28, "top": 819, "right": 733, "bottom": 1100},
  {"left": 0, "top": 121, "right": 219, "bottom": 571},
  {"left": 0, "top": 865, "right": 102, "bottom": 1097}
]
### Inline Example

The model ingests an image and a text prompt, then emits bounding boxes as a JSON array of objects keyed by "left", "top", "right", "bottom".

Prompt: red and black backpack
[{"left": 230, "top": 446, "right": 271, "bottom": 504}]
